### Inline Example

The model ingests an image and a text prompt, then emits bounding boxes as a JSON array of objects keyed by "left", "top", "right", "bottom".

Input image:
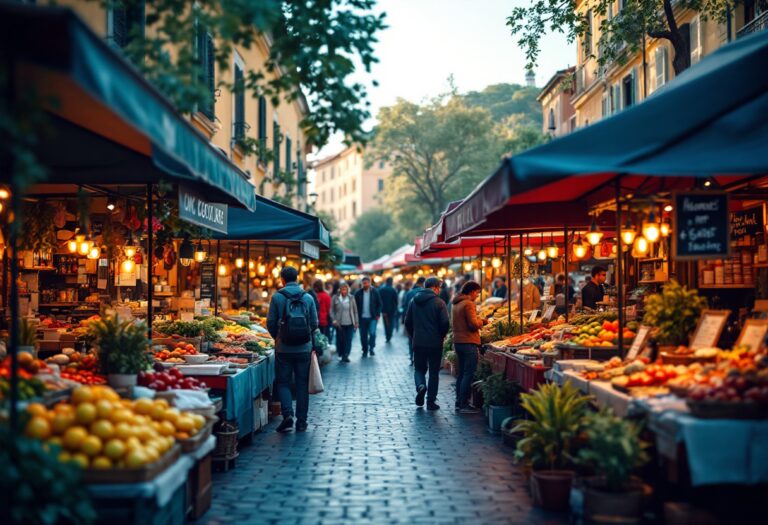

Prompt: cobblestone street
[{"left": 202, "top": 326, "right": 566, "bottom": 525}]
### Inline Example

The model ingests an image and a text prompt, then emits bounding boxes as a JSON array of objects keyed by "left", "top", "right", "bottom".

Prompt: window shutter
[
  {"left": 690, "top": 17, "right": 702, "bottom": 64},
  {"left": 258, "top": 96, "right": 267, "bottom": 161},
  {"left": 234, "top": 65, "right": 245, "bottom": 140},
  {"left": 273, "top": 122, "right": 281, "bottom": 174},
  {"left": 111, "top": 7, "right": 128, "bottom": 48},
  {"left": 655, "top": 47, "right": 667, "bottom": 90},
  {"left": 631, "top": 67, "right": 637, "bottom": 105},
  {"left": 285, "top": 137, "right": 292, "bottom": 174}
]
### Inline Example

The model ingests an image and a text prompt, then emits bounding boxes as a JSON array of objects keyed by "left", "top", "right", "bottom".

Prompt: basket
[
  {"left": 213, "top": 422, "right": 239, "bottom": 458},
  {"left": 81, "top": 445, "right": 181, "bottom": 484},
  {"left": 686, "top": 400, "right": 768, "bottom": 420}
]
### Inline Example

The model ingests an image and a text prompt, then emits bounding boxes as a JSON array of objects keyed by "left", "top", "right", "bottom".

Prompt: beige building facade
[
  {"left": 555, "top": 1, "right": 767, "bottom": 131},
  {"left": 537, "top": 67, "right": 576, "bottom": 137},
  {"left": 55, "top": 0, "right": 311, "bottom": 210},
  {"left": 312, "top": 147, "right": 392, "bottom": 234}
]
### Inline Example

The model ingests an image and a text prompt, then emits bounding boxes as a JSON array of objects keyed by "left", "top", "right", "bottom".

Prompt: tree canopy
[
  {"left": 345, "top": 209, "right": 406, "bottom": 262},
  {"left": 464, "top": 83, "right": 541, "bottom": 126}
]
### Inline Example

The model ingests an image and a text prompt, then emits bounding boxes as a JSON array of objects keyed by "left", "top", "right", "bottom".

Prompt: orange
[
  {"left": 58, "top": 451, "right": 72, "bottom": 463},
  {"left": 162, "top": 408, "right": 180, "bottom": 425},
  {"left": 149, "top": 405, "right": 166, "bottom": 421},
  {"left": 62, "top": 426, "right": 88, "bottom": 451},
  {"left": 81, "top": 435, "right": 103, "bottom": 457},
  {"left": 124, "top": 436, "right": 142, "bottom": 452},
  {"left": 93, "top": 386, "right": 119, "bottom": 402},
  {"left": 26, "top": 402, "right": 48, "bottom": 418},
  {"left": 90, "top": 420, "right": 114, "bottom": 440},
  {"left": 96, "top": 400, "right": 114, "bottom": 419},
  {"left": 134, "top": 426, "right": 154, "bottom": 443},
  {"left": 190, "top": 414, "right": 206, "bottom": 430},
  {"left": 71, "top": 386, "right": 95, "bottom": 405},
  {"left": 110, "top": 409, "right": 133, "bottom": 424},
  {"left": 175, "top": 432, "right": 190, "bottom": 440},
  {"left": 114, "top": 422, "right": 134, "bottom": 441},
  {"left": 48, "top": 436, "right": 63, "bottom": 449},
  {"left": 54, "top": 403, "right": 75, "bottom": 416},
  {"left": 25, "top": 416, "right": 52, "bottom": 440},
  {"left": 153, "top": 398, "right": 169, "bottom": 409},
  {"left": 175, "top": 416, "right": 195, "bottom": 432},
  {"left": 143, "top": 445, "right": 160, "bottom": 463},
  {"left": 70, "top": 452, "right": 90, "bottom": 469},
  {"left": 125, "top": 448, "right": 148, "bottom": 468},
  {"left": 91, "top": 456, "right": 113, "bottom": 469},
  {"left": 158, "top": 421, "right": 176, "bottom": 437},
  {"left": 51, "top": 412, "right": 75, "bottom": 435},
  {"left": 75, "top": 402, "right": 97, "bottom": 425},
  {"left": 132, "top": 398, "right": 153, "bottom": 415},
  {"left": 104, "top": 439, "right": 127, "bottom": 461}
]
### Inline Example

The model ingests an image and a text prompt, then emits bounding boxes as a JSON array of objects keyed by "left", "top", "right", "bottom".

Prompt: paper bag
[{"left": 308, "top": 351, "right": 324, "bottom": 394}]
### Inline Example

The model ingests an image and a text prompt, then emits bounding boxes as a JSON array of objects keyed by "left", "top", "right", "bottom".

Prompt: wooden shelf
[
  {"left": 753, "top": 263, "right": 768, "bottom": 268},
  {"left": 698, "top": 284, "right": 755, "bottom": 289},
  {"left": 39, "top": 302, "right": 82, "bottom": 307},
  {"left": 638, "top": 280, "right": 667, "bottom": 284},
  {"left": 153, "top": 292, "right": 175, "bottom": 297},
  {"left": 20, "top": 267, "right": 56, "bottom": 272}
]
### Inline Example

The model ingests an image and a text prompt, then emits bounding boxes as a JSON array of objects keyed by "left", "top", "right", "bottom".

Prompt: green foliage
[
  {"left": 464, "top": 83, "right": 541, "bottom": 126},
  {"left": 0, "top": 430, "right": 96, "bottom": 525},
  {"left": 474, "top": 358, "right": 494, "bottom": 382},
  {"left": 18, "top": 202, "right": 58, "bottom": 253},
  {"left": 643, "top": 279, "right": 707, "bottom": 346},
  {"left": 576, "top": 409, "right": 650, "bottom": 492},
  {"left": 19, "top": 319, "right": 38, "bottom": 347},
  {"left": 512, "top": 381, "right": 590, "bottom": 470},
  {"left": 89, "top": 314, "right": 151, "bottom": 375},
  {"left": 480, "top": 372, "right": 520, "bottom": 407},
  {"left": 444, "top": 349, "right": 457, "bottom": 366},
  {"left": 314, "top": 210, "right": 345, "bottom": 269},
  {"left": 443, "top": 331, "right": 454, "bottom": 356},
  {"left": 99, "top": 0, "right": 385, "bottom": 146},
  {"left": 481, "top": 319, "right": 521, "bottom": 344},
  {"left": 346, "top": 208, "right": 407, "bottom": 262}
]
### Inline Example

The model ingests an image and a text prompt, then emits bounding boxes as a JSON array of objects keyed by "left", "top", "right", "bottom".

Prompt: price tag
[
  {"left": 689, "top": 310, "right": 730, "bottom": 349},
  {"left": 528, "top": 310, "right": 540, "bottom": 323},
  {"left": 735, "top": 319, "right": 768, "bottom": 353},
  {"left": 542, "top": 305, "right": 556, "bottom": 322},
  {"left": 625, "top": 325, "right": 651, "bottom": 361}
]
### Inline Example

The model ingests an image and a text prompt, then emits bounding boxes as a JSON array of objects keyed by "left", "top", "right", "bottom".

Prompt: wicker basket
[{"left": 213, "top": 422, "right": 239, "bottom": 458}]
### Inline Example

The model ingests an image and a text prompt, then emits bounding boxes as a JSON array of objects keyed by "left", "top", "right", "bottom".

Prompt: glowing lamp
[
  {"left": 67, "top": 239, "right": 78, "bottom": 253},
  {"left": 122, "top": 258, "right": 135, "bottom": 272},
  {"left": 87, "top": 247, "right": 100, "bottom": 260},
  {"left": 491, "top": 257, "right": 502, "bottom": 269},
  {"left": 663, "top": 204, "right": 673, "bottom": 212},
  {"left": 235, "top": 257, "right": 244, "bottom": 269},
  {"left": 272, "top": 266, "right": 281, "bottom": 278},
  {"left": 642, "top": 211, "right": 661, "bottom": 243},
  {"left": 194, "top": 241, "right": 207, "bottom": 263},
  {"left": 632, "top": 236, "right": 650, "bottom": 257},
  {"left": 537, "top": 248, "right": 547, "bottom": 261},
  {"left": 124, "top": 237, "right": 136, "bottom": 258},
  {"left": 179, "top": 237, "right": 194, "bottom": 267},
  {"left": 258, "top": 263, "right": 267, "bottom": 275},
  {"left": 573, "top": 237, "right": 588, "bottom": 259},
  {"left": 660, "top": 220, "right": 671, "bottom": 238},
  {"left": 463, "top": 262, "right": 473, "bottom": 272},
  {"left": 620, "top": 218, "right": 637, "bottom": 245},
  {"left": 0, "top": 188, "right": 9, "bottom": 199},
  {"left": 586, "top": 218, "right": 603, "bottom": 246},
  {"left": 218, "top": 263, "right": 228, "bottom": 276},
  {"left": 249, "top": 260, "right": 255, "bottom": 270}
]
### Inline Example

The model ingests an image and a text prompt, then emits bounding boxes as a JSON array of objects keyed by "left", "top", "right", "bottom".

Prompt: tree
[
  {"left": 315, "top": 210, "right": 345, "bottom": 268},
  {"left": 346, "top": 209, "right": 408, "bottom": 262},
  {"left": 464, "top": 83, "right": 541, "bottom": 126},
  {"left": 369, "top": 93, "right": 502, "bottom": 223},
  {"left": 104, "top": 0, "right": 385, "bottom": 146},
  {"left": 507, "top": 1, "right": 740, "bottom": 76}
]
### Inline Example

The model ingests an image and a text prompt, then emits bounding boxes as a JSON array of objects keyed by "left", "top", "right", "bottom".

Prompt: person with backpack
[
  {"left": 403, "top": 276, "right": 426, "bottom": 365},
  {"left": 405, "top": 277, "right": 450, "bottom": 410},
  {"left": 267, "top": 266, "right": 319, "bottom": 433}
]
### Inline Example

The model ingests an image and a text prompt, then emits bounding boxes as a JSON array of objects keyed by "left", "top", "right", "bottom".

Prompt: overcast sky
[{"left": 313, "top": 0, "right": 575, "bottom": 159}]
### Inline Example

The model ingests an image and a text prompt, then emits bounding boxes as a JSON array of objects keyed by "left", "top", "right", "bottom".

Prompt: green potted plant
[
  {"left": 512, "top": 381, "right": 590, "bottom": 512},
  {"left": 19, "top": 318, "right": 38, "bottom": 356},
  {"left": 480, "top": 372, "right": 519, "bottom": 433},
  {"left": 472, "top": 359, "right": 493, "bottom": 410},
  {"left": 576, "top": 409, "right": 650, "bottom": 521},
  {"left": 643, "top": 279, "right": 707, "bottom": 349},
  {"left": 444, "top": 350, "right": 458, "bottom": 376},
  {"left": 89, "top": 314, "right": 151, "bottom": 388}
]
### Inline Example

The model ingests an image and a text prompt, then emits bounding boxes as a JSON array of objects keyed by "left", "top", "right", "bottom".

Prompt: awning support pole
[
  {"left": 147, "top": 184, "right": 153, "bottom": 337},
  {"left": 245, "top": 239, "right": 250, "bottom": 310},
  {"left": 8, "top": 183, "right": 20, "bottom": 432},
  {"left": 506, "top": 235, "right": 512, "bottom": 327},
  {"left": 215, "top": 240, "right": 221, "bottom": 316},
  {"left": 615, "top": 177, "right": 625, "bottom": 357},
  {"left": 519, "top": 233, "right": 524, "bottom": 330},
  {"left": 479, "top": 245, "right": 484, "bottom": 298},
  {"left": 564, "top": 225, "right": 569, "bottom": 322}
]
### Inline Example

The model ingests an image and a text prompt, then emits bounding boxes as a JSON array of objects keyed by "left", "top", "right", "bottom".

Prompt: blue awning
[{"left": 1, "top": 3, "right": 257, "bottom": 210}]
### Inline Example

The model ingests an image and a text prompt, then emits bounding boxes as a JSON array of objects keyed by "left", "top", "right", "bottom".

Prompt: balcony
[
  {"left": 574, "top": 57, "right": 600, "bottom": 100},
  {"left": 738, "top": 10, "right": 768, "bottom": 39}
]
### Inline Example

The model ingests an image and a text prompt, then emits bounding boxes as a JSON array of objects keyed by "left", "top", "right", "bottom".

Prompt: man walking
[
  {"left": 403, "top": 276, "right": 425, "bottom": 365},
  {"left": 405, "top": 277, "right": 450, "bottom": 411},
  {"left": 354, "top": 276, "right": 382, "bottom": 357},
  {"left": 378, "top": 277, "right": 399, "bottom": 343},
  {"left": 267, "top": 266, "right": 319, "bottom": 433}
]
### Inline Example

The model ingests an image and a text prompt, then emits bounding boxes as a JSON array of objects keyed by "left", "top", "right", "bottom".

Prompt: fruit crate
[
  {"left": 556, "top": 343, "right": 621, "bottom": 362},
  {"left": 176, "top": 416, "right": 218, "bottom": 453},
  {"left": 81, "top": 445, "right": 181, "bottom": 484},
  {"left": 505, "top": 356, "right": 549, "bottom": 392}
]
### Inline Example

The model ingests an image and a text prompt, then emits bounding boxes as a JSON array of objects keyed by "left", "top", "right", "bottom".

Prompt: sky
[{"left": 313, "top": 0, "right": 575, "bottom": 159}]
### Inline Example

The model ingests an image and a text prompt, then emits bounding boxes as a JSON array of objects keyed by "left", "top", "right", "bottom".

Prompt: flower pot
[
  {"left": 108, "top": 373, "right": 138, "bottom": 388},
  {"left": 583, "top": 479, "right": 645, "bottom": 522},
  {"left": 532, "top": 470, "right": 574, "bottom": 512},
  {"left": 487, "top": 404, "right": 513, "bottom": 433}
]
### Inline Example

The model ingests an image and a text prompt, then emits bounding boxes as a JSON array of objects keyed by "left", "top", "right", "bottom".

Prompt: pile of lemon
[{"left": 24, "top": 385, "right": 207, "bottom": 470}]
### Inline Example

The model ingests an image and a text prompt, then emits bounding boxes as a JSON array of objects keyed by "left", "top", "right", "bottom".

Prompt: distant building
[
  {"left": 525, "top": 70, "right": 536, "bottom": 87},
  {"left": 537, "top": 67, "right": 576, "bottom": 137},
  {"left": 312, "top": 147, "right": 392, "bottom": 234}
]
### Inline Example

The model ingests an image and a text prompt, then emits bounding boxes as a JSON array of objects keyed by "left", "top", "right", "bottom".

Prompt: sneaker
[
  {"left": 459, "top": 406, "right": 480, "bottom": 414},
  {"left": 295, "top": 420, "right": 308, "bottom": 432},
  {"left": 415, "top": 385, "right": 427, "bottom": 407},
  {"left": 342, "top": 356, "right": 351, "bottom": 363},
  {"left": 427, "top": 402, "right": 441, "bottom": 411},
  {"left": 369, "top": 350, "right": 376, "bottom": 356},
  {"left": 276, "top": 416, "right": 294, "bottom": 433},
  {"left": 362, "top": 352, "right": 368, "bottom": 358}
]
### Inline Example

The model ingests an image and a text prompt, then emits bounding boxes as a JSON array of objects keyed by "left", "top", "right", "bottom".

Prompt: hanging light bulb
[
  {"left": 620, "top": 217, "right": 637, "bottom": 245},
  {"left": 301, "top": 264, "right": 308, "bottom": 272},
  {"left": 491, "top": 257, "right": 502, "bottom": 269},
  {"left": 272, "top": 266, "right": 281, "bottom": 278},
  {"left": 0, "top": 188, "right": 9, "bottom": 199},
  {"left": 642, "top": 210, "right": 661, "bottom": 243},
  {"left": 218, "top": 263, "right": 228, "bottom": 276},
  {"left": 325, "top": 272, "right": 333, "bottom": 281},
  {"left": 573, "top": 235, "right": 588, "bottom": 259},
  {"left": 586, "top": 217, "right": 603, "bottom": 246},
  {"left": 546, "top": 232, "right": 559, "bottom": 258},
  {"left": 523, "top": 233, "right": 533, "bottom": 256},
  {"left": 78, "top": 235, "right": 92, "bottom": 256},
  {"left": 179, "top": 236, "right": 194, "bottom": 267},
  {"left": 660, "top": 220, "right": 671, "bottom": 238},
  {"left": 194, "top": 241, "right": 207, "bottom": 263},
  {"left": 124, "top": 236, "right": 136, "bottom": 258},
  {"left": 67, "top": 238, "right": 78, "bottom": 254},
  {"left": 537, "top": 248, "right": 547, "bottom": 261},
  {"left": 87, "top": 246, "right": 100, "bottom": 260},
  {"left": 632, "top": 236, "right": 650, "bottom": 257},
  {"left": 235, "top": 257, "right": 244, "bottom": 269},
  {"left": 663, "top": 204, "right": 673, "bottom": 212},
  {"left": 248, "top": 260, "right": 255, "bottom": 270},
  {"left": 258, "top": 263, "right": 267, "bottom": 275},
  {"left": 122, "top": 258, "right": 135, "bottom": 272},
  {"left": 463, "top": 261, "right": 473, "bottom": 272}
]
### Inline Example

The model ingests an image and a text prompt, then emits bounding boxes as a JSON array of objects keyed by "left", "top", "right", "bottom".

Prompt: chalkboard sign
[
  {"left": 673, "top": 192, "right": 730, "bottom": 260},
  {"left": 200, "top": 262, "right": 216, "bottom": 300},
  {"left": 730, "top": 205, "right": 763, "bottom": 241}
]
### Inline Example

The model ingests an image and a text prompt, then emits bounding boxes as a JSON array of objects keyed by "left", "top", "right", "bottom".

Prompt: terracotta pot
[
  {"left": 583, "top": 479, "right": 645, "bottom": 522},
  {"left": 532, "top": 470, "right": 574, "bottom": 512},
  {"left": 487, "top": 405, "right": 513, "bottom": 433}
]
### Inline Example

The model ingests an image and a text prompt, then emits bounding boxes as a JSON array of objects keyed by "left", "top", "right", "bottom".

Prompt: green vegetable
[{"left": 642, "top": 279, "right": 707, "bottom": 346}]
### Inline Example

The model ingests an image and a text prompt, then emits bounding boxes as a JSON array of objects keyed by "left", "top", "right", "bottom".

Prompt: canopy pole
[
  {"left": 8, "top": 183, "right": 21, "bottom": 431},
  {"left": 506, "top": 235, "right": 512, "bottom": 327},
  {"left": 245, "top": 239, "right": 250, "bottom": 310},
  {"left": 214, "top": 240, "right": 221, "bottom": 316},
  {"left": 479, "top": 245, "right": 484, "bottom": 298},
  {"left": 564, "top": 225, "right": 569, "bottom": 322},
  {"left": 615, "top": 177, "right": 625, "bottom": 357},
  {"left": 147, "top": 184, "right": 153, "bottom": 337},
  {"left": 519, "top": 233, "right": 524, "bottom": 330}
]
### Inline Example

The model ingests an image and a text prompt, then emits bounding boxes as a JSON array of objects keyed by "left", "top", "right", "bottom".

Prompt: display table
[
  {"left": 550, "top": 370, "right": 633, "bottom": 416},
  {"left": 486, "top": 351, "right": 510, "bottom": 375},
  {"left": 505, "top": 355, "right": 550, "bottom": 392}
]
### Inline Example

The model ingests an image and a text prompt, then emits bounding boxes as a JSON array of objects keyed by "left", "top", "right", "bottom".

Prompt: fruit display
[
  {"left": 23, "top": 385, "right": 207, "bottom": 469},
  {"left": 138, "top": 367, "right": 208, "bottom": 391},
  {"left": 60, "top": 369, "right": 107, "bottom": 385},
  {"left": 0, "top": 376, "right": 47, "bottom": 400},
  {"left": 47, "top": 348, "right": 99, "bottom": 371},
  {"left": 492, "top": 327, "right": 555, "bottom": 349},
  {"left": 610, "top": 362, "right": 681, "bottom": 389},
  {"left": 1, "top": 354, "right": 49, "bottom": 379},
  {"left": 642, "top": 279, "right": 708, "bottom": 346},
  {"left": 154, "top": 343, "right": 198, "bottom": 363},
  {"left": 565, "top": 319, "right": 636, "bottom": 347},
  {"left": 570, "top": 312, "right": 618, "bottom": 326}
]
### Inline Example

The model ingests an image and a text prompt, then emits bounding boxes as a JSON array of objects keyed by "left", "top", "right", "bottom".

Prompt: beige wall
[{"left": 539, "top": 84, "right": 575, "bottom": 137}]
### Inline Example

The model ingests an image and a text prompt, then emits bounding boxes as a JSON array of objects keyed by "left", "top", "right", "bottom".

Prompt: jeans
[
  {"left": 359, "top": 317, "right": 377, "bottom": 353},
  {"left": 276, "top": 352, "right": 311, "bottom": 422},
  {"left": 413, "top": 346, "right": 443, "bottom": 404},
  {"left": 336, "top": 324, "right": 354, "bottom": 358},
  {"left": 382, "top": 312, "right": 396, "bottom": 341},
  {"left": 454, "top": 343, "right": 479, "bottom": 408}
]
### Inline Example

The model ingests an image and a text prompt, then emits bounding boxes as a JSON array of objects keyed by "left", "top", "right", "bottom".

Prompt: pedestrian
[
  {"left": 492, "top": 277, "right": 508, "bottom": 300},
  {"left": 267, "top": 266, "right": 319, "bottom": 433},
  {"left": 581, "top": 265, "right": 607, "bottom": 310},
  {"left": 554, "top": 273, "right": 575, "bottom": 315},
  {"left": 378, "top": 276, "right": 399, "bottom": 343},
  {"left": 439, "top": 281, "right": 452, "bottom": 309},
  {"left": 354, "top": 276, "right": 382, "bottom": 357},
  {"left": 331, "top": 281, "right": 358, "bottom": 363},
  {"left": 393, "top": 283, "right": 403, "bottom": 332},
  {"left": 403, "top": 276, "right": 426, "bottom": 365},
  {"left": 451, "top": 281, "right": 488, "bottom": 413},
  {"left": 313, "top": 279, "right": 332, "bottom": 339},
  {"left": 399, "top": 281, "right": 413, "bottom": 329},
  {"left": 405, "top": 277, "right": 450, "bottom": 411}
]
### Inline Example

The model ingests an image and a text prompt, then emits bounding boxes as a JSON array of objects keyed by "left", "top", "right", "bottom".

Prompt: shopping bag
[{"left": 308, "top": 351, "right": 324, "bottom": 394}]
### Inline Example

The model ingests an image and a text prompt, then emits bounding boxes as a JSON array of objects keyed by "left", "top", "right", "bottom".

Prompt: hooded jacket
[
  {"left": 404, "top": 288, "right": 450, "bottom": 350},
  {"left": 267, "top": 282, "right": 319, "bottom": 353},
  {"left": 451, "top": 294, "right": 485, "bottom": 345}
]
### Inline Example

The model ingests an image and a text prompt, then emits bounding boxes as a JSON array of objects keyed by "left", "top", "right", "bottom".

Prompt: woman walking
[
  {"left": 451, "top": 281, "right": 488, "bottom": 413},
  {"left": 331, "top": 281, "right": 359, "bottom": 363}
]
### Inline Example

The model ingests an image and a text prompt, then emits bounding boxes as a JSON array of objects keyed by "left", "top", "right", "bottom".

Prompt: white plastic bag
[{"left": 308, "top": 351, "right": 324, "bottom": 394}]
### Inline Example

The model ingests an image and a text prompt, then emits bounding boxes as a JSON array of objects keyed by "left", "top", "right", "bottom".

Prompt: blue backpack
[{"left": 278, "top": 290, "right": 312, "bottom": 345}]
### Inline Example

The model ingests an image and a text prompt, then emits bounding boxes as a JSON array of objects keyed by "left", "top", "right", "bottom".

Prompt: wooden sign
[
  {"left": 200, "top": 262, "right": 216, "bottom": 300},
  {"left": 689, "top": 310, "right": 730, "bottom": 349},
  {"left": 673, "top": 192, "right": 730, "bottom": 260},
  {"left": 542, "top": 305, "right": 556, "bottom": 322},
  {"left": 625, "top": 325, "right": 651, "bottom": 361},
  {"left": 735, "top": 319, "right": 768, "bottom": 353}
]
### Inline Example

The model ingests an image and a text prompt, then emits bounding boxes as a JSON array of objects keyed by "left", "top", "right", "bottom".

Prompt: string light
[
  {"left": 642, "top": 210, "right": 661, "bottom": 243},
  {"left": 620, "top": 217, "right": 637, "bottom": 245},
  {"left": 632, "top": 236, "right": 650, "bottom": 257}
]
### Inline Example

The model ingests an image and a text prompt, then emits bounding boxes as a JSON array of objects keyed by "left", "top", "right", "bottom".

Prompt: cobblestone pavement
[{"left": 202, "top": 325, "right": 566, "bottom": 525}]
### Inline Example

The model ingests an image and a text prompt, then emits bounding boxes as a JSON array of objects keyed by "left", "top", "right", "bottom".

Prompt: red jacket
[{"left": 317, "top": 291, "right": 332, "bottom": 327}]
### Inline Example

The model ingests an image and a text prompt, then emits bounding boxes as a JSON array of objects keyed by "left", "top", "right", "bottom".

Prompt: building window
[
  {"left": 547, "top": 108, "right": 556, "bottom": 132},
  {"left": 689, "top": 16, "right": 702, "bottom": 64},
  {"left": 654, "top": 46, "right": 669, "bottom": 91},
  {"left": 331, "top": 166, "right": 335, "bottom": 179},
  {"left": 195, "top": 26, "right": 215, "bottom": 120},
  {"left": 352, "top": 178, "right": 356, "bottom": 192},
  {"left": 622, "top": 70, "right": 636, "bottom": 108},
  {"left": 379, "top": 161, "right": 385, "bottom": 169},
  {"left": 233, "top": 55, "right": 246, "bottom": 141},
  {"left": 257, "top": 96, "right": 267, "bottom": 162},
  {"left": 285, "top": 136, "right": 292, "bottom": 173},
  {"left": 321, "top": 171, "right": 325, "bottom": 184},
  {"left": 273, "top": 121, "right": 281, "bottom": 174},
  {"left": 108, "top": 1, "right": 145, "bottom": 50},
  {"left": 601, "top": 93, "right": 610, "bottom": 117},
  {"left": 582, "top": 10, "right": 593, "bottom": 58},
  {"left": 352, "top": 201, "right": 357, "bottom": 218},
  {"left": 378, "top": 179, "right": 384, "bottom": 192}
]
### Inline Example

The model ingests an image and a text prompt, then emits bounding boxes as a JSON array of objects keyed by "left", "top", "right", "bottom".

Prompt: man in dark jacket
[
  {"left": 403, "top": 276, "right": 426, "bottom": 365},
  {"left": 354, "top": 276, "right": 382, "bottom": 357},
  {"left": 378, "top": 277, "right": 400, "bottom": 343},
  {"left": 405, "top": 277, "right": 450, "bottom": 410},
  {"left": 267, "top": 266, "right": 319, "bottom": 433}
]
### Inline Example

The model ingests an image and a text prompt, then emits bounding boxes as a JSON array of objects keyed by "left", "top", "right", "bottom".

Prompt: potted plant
[
  {"left": 512, "top": 381, "right": 590, "bottom": 512},
  {"left": 576, "top": 409, "right": 650, "bottom": 521},
  {"left": 643, "top": 279, "right": 707, "bottom": 350},
  {"left": 472, "top": 358, "right": 493, "bottom": 410},
  {"left": 481, "top": 372, "right": 519, "bottom": 433},
  {"left": 444, "top": 350, "right": 458, "bottom": 376},
  {"left": 89, "top": 314, "right": 151, "bottom": 387},
  {"left": 19, "top": 318, "right": 38, "bottom": 356}
]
